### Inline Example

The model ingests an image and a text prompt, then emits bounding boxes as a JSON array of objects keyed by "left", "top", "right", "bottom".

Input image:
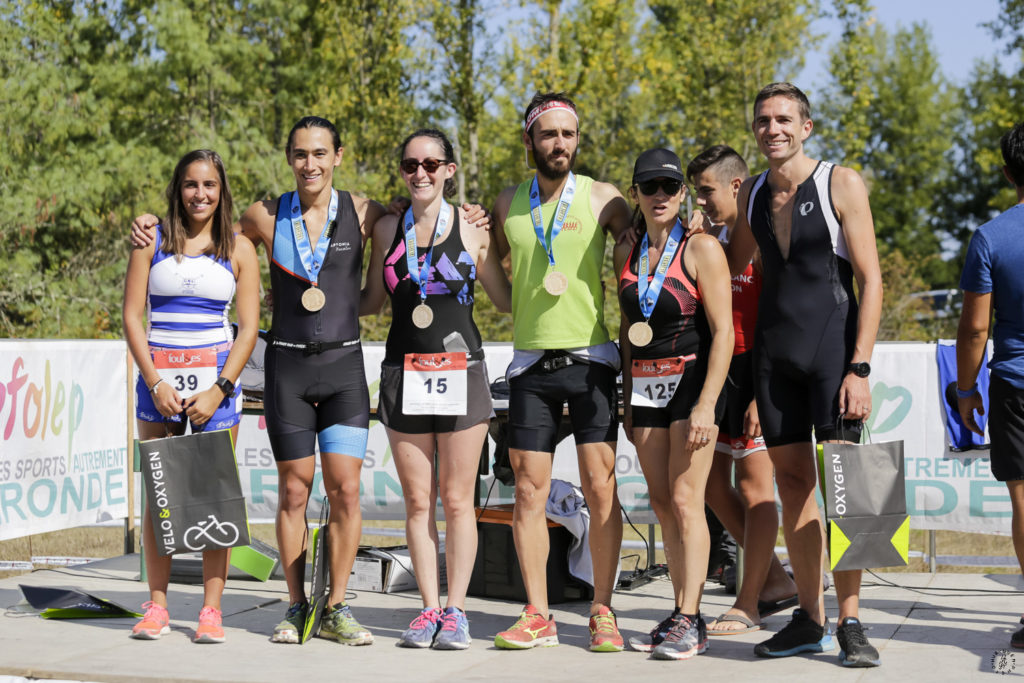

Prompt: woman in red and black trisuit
[{"left": 615, "top": 148, "right": 734, "bottom": 661}]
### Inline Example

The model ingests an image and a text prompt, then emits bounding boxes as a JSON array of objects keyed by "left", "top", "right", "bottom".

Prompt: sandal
[{"left": 708, "top": 612, "right": 762, "bottom": 636}]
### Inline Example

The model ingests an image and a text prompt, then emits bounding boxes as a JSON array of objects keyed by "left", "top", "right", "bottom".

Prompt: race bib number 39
[
  {"left": 153, "top": 348, "right": 218, "bottom": 399},
  {"left": 402, "top": 352, "right": 468, "bottom": 415},
  {"left": 630, "top": 355, "right": 692, "bottom": 408}
]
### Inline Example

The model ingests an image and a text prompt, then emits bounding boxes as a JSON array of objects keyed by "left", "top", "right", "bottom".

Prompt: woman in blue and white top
[{"left": 123, "top": 149, "right": 260, "bottom": 645}]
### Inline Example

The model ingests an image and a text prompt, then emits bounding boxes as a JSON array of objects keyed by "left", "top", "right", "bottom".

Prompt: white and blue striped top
[{"left": 146, "top": 228, "right": 235, "bottom": 348}]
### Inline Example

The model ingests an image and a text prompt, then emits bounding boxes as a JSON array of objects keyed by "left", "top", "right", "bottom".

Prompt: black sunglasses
[
  {"left": 400, "top": 157, "right": 447, "bottom": 174},
  {"left": 636, "top": 178, "right": 684, "bottom": 196}
]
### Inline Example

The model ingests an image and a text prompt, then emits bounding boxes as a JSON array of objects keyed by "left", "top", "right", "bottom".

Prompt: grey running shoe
[
  {"left": 629, "top": 610, "right": 681, "bottom": 652},
  {"left": 271, "top": 601, "right": 308, "bottom": 644},
  {"left": 320, "top": 602, "right": 373, "bottom": 645},
  {"left": 651, "top": 614, "right": 708, "bottom": 660}
]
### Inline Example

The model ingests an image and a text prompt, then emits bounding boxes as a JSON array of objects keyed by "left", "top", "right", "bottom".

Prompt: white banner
[
  {"left": 4, "top": 340, "right": 1006, "bottom": 538},
  {"left": 871, "top": 342, "right": 1009, "bottom": 535},
  {"left": 235, "top": 342, "right": 1010, "bottom": 534},
  {"left": 233, "top": 343, "right": 656, "bottom": 523},
  {"left": 0, "top": 341, "right": 130, "bottom": 541}
]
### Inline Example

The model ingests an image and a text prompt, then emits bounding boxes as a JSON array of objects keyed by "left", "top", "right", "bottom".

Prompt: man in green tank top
[{"left": 490, "top": 92, "right": 633, "bottom": 652}]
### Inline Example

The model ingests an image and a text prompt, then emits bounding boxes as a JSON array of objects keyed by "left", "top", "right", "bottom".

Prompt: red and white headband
[{"left": 525, "top": 101, "right": 579, "bottom": 133}]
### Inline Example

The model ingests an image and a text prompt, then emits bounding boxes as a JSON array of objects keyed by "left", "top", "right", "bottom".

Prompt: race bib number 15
[
  {"left": 630, "top": 355, "right": 692, "bottom": 408},
  {"left": 153, "top": 348, "right": 218, "bottom": 399},
  {"left": 402, "top": 352, "right": 468, "bottom": 415}
]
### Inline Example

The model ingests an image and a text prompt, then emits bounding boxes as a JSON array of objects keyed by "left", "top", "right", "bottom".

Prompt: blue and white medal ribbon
[
  {"left": 403, "top": 202, "right": 451, "bottom": 328},
  {"left": 628, "top": 219, "right": 684, "bottom": 347},
  {"left": 528, "top": 172, "right": 575, "bottom": 295},
  {"left": 290, "top": 190, "right": 339, "bottom": 311}
]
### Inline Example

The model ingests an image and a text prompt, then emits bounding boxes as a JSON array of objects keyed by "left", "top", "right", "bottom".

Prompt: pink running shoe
[
  {"left": 194, "top": 605, "right": 225, "bottom": 644},
  {"left": 131, "top": 601, "right": 170, "bottom": 640}
]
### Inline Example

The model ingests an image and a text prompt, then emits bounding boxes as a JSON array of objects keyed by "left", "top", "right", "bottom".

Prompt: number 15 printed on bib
[{"left": 402, "top": 352, "right": 468, "bottom": 415}]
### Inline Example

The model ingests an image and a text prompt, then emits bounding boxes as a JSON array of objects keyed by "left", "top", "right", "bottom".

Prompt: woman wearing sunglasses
[
  {"left": 361, "top": 128, "right": 511, "bottom": 650},
  {"left": 615, "top": 148, "right": 734, "bottom": 660}
]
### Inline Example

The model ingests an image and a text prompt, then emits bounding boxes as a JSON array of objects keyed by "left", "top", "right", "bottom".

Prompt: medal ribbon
[
  {"left": 528, "top": 172, "right": 576, "bottom": 268},
  {"left": 289, "top": 190, "right": 339, "bottom": 287},
  {"left": 403, "top": 203, "right": 451, "bottom": 302},
  {"left": 638, "top": 219, "right": 684, "bottom": 321}
]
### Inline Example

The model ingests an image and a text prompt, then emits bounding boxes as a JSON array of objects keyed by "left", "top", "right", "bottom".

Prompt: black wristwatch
[
  {"left": 215, "top": 376, "right": 235, "bottom": 396},
  {"left": 846, "top": 362, "right": 871, "bottom": 378}
]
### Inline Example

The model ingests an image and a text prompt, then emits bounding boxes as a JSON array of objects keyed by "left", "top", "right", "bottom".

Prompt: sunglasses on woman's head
[
  {"left": 400, "top": 158, "right": 447, "bottom": 174},
  {"left": 637, "top": 179, "right": 684, "bottom": 196}
]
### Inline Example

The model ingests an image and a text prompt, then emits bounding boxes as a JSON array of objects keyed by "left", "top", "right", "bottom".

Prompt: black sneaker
[
  {"left": 753, "top": 608, "right": 834, "bottom": 658},
  {"left": 628, "top": 610, "right": 680, "bottom": 653},
  {"left": 1012, "top": 617, "right": 1024, "bottom": 649},
  {"left": 836, "top": 617, "right": 880, "bottom": 667}
]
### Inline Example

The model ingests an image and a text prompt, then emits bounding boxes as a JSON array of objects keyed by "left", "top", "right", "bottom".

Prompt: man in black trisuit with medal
[
  {"left": 725, "top": 83, "right": 883, "bottom": 667},
  {"left": 489, "top": 92, "right": 634, "bottom": 652}
]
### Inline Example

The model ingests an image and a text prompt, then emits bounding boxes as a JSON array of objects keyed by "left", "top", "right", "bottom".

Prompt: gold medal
[
  {"left": 412, "top": 303, "right": 434, "bottom": 329},
  {"left": 544, "top": 270, "right": 568, "bottom": 296},
  {"left": 628, "top": 321, "right": 654, "bottom": 347},
  {"left": 301, "top": 286, "right": 326, "bottom": 312}
]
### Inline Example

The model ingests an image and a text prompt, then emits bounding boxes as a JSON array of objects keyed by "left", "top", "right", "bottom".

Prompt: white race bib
[
  {"left": 630, "top": 355, "right": 693, "bottom": 408},
  {"left": 153, "top": 348, "right": 218, "bottom": 399},
  {"left": 402, "top": 352, "right": 468, "bottom": 415}
]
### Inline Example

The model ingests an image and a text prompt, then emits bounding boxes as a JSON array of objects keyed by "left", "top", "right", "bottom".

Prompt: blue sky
[{"left": 798, "top": 0, "right": 1016, "bottom": 87}]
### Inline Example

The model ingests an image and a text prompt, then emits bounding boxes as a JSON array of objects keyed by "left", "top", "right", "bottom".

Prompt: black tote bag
[{"left": 138, "top": 429, "right": 250, "bottom": 556}]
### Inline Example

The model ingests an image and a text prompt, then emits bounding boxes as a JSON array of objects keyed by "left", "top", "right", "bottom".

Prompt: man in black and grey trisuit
[{"left": 725, "top": 83, "right": 884, "bottom": 668}]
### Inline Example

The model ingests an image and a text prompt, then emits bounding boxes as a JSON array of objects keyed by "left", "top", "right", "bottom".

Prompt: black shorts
[
  {"left": 631, "top": 357, "right": 725, "bottom": 429},
  {"left": 508, "top": 356, "right": 618, "bottom": 453},
  {"left": 989, "top": 373, "right": 1024, "bottom": 482},
  {"left": 378, "top": 359, "right": 493, "bottom": 434},
  {"left": 720, "top": 351, "right": 755, "bottom": 440},
  {"left": 754, "top": 335, "right": 862, "bottom": 448},
  {"left": 264, "top": 343, "right": 370, "bottom": 461}
]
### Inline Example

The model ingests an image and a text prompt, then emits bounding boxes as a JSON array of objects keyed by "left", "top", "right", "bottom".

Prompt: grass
[{"left": 1, "top": 522, "right": 1019, "bottom": 581}]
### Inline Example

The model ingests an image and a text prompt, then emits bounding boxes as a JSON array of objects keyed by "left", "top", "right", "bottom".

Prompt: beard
[{"left": 534, "top": 147, "right": 577, "bottom": 180}]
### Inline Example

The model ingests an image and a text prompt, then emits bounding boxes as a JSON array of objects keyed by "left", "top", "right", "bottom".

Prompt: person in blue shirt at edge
[{"left": 957, "top": 121, "right": 1024, "bottom": 651}]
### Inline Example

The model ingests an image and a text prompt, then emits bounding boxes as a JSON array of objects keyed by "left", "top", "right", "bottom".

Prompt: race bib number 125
[{"left": 630, "top": 355, "right": 692, "bottom": 408}]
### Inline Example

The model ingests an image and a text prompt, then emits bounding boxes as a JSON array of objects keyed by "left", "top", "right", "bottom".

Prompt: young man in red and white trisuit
[{"left": 686, "top": 145, "right": 797, "bottom": 636}]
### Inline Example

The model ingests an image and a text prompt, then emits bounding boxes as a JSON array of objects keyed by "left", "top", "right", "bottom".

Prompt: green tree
[
  {"left": 814, "top": 0, "right": 875, "bottom": 170},
  {"left": 817, "top": 22, "right": 959, "bottom": 285},
  {"left": 311, "top": 0, "right": 419, "bottom": 202},
  {"left": 642, "top": 0, "right": 820, "bottom": 166},
  {"left": 938, "top": 0, "right": 1024, "bottom": 272},
  {"left": 414, "top": 0, "right": 500, "bottom": 205},
  {"left": 0, "top": 1, "right": 144, "bottom": 337}
]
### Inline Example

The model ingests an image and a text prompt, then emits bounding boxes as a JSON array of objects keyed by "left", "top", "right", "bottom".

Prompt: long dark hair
[
  {"left": 399, "top": 128, "right": 457, "bottom": 199},
  {"left": 162, "top": 149, "right": 235, "bottom": 262}
]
